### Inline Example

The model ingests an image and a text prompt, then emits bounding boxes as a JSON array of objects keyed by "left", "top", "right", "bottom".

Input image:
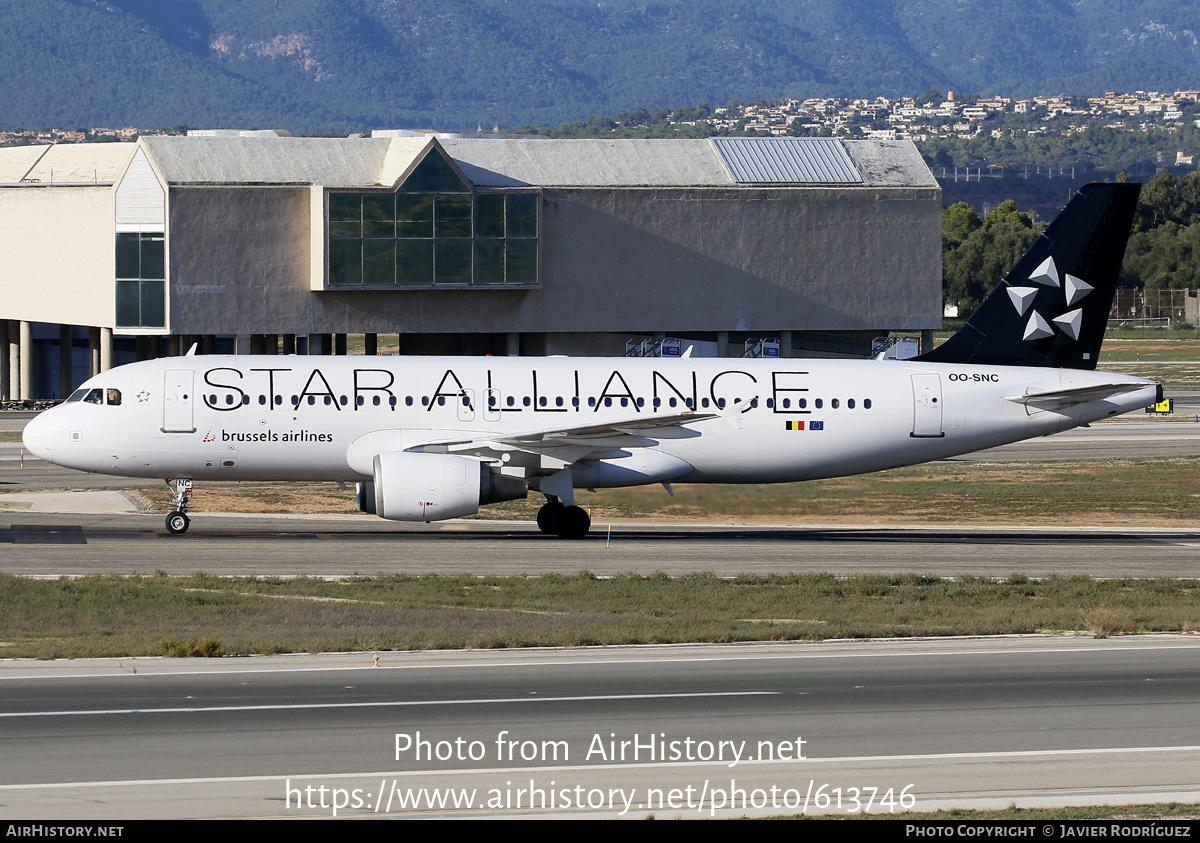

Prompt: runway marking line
[
  {"left": 0, "top": 690, "right": 778, "bottom": 719},
  {"left": 139, "top": 535, "right": 333, "bottom": 542},
  {"left": 5, "top": 639, "right": 1200, "bottom": 683}
]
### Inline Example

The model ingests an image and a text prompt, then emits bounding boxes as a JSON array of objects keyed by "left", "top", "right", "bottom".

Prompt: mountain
[{"left": 0, "top": 0, "right": 1196, "bottom": 133}]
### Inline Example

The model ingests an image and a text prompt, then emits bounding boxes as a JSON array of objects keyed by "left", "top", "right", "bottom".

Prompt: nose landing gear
[{"left": 165, "top": 478, "right": 193, "bottom": 534}]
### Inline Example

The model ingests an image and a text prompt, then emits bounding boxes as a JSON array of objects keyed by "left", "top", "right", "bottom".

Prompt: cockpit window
[
  {"left": 82, "top": 389, "right": 104, "bottom": 405},
  {"left": 66, "top": 389, "right": 87, "bottom": 403},
  {"left": 106, "top": 389, "right": 122, "bottom": 406}
]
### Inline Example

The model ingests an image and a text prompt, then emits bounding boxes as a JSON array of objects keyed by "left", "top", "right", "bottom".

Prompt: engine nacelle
[{"left": 369, "top": 452, "right": 525, "bottom": 522}]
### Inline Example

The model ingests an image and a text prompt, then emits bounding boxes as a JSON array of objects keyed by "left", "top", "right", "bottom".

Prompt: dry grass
[{"left": 2, "top": 571, "right": 1199, "bottom": 659}]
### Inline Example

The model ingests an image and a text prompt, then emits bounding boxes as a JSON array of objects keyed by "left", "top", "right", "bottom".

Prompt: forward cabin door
[
  {"left": 910, "top": 373, "right": 944, "bottom": 438},
  {"left": 162, "top": 369, "right": 196, "bottom": 433}
]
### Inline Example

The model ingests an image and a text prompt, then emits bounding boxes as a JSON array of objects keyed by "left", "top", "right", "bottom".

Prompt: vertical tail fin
[{"left": 916, "top": 182, "right": 1141, "bottom": 370}]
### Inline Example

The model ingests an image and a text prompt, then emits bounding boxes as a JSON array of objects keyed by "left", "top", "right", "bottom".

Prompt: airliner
[{"left": 22, "top": 183, "right": 1159, "bottom": 538}]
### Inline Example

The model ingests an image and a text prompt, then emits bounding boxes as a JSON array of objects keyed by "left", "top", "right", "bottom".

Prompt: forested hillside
[{"left": 3, "top": 0, "right": 1198, "bottom": 132}]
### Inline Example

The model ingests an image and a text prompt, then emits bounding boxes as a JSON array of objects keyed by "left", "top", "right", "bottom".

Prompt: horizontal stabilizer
[{"left": 1005, "top": 381, "right": 1152, "bottom": 406}]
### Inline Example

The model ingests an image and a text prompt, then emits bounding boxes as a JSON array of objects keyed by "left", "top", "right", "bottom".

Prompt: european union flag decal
[{"left": 810, "top": 421, "right": 824, "bottom": 431}]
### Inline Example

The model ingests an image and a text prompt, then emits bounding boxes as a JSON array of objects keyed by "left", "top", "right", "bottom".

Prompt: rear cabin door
[{"left": 910, "top": 373, "right": 944, "bottom": 438}]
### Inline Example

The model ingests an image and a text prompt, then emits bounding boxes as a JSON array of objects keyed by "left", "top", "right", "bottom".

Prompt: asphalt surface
[{"left": 1, "top": 637, "right": 1197, "bottom": 818}]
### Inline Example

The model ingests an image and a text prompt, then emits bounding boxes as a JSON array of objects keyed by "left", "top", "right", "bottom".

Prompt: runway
[
  {"left": 2, "top": 513, "right": 1200, "bottom": 577},
  {"left": 1, "top": 636, "right": 1197, "bottom": 818}
]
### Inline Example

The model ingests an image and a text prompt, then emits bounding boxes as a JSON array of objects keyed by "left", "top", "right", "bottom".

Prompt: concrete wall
[
  {"left": 165, "top": 184, "right": 940, "bottom": 338},
  {"left": 0, "top": 186, "right": 114, "bottom": 326},
  {"left": 168, "top": 186, "right": 313, "bottom": 335}
]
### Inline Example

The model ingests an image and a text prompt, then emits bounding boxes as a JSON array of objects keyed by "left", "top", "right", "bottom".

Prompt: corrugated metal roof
[
  {"left": 711, "top": 137, "right": 863, "bottom": 184},
  {"left": 0, "top": 136, "right": 936, "bottom": 191}
]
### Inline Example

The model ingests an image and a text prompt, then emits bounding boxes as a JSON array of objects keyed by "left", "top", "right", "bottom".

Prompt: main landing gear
[
  {"left": 165, "top": 478, "right": 193, "bottom": 534},
  {"left": 536, "top": 496, "right": 591, "bottom": 539}
]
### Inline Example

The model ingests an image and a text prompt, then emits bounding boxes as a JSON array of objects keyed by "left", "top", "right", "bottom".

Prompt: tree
[
  {"left": 943, "top": 201, "right": 1040, "bottom": 311},
  {"left": 942, "top": 202, "right": 982, "bottom": 244},
  {"left": 1135, "top": 169, "right": 1182, "bottom": 232},
  {"left": 983, "top": 199, "right": 1032, "bottom": 231}
]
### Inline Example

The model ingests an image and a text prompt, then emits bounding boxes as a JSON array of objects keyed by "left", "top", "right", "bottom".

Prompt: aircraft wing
[{"left": 408, "top": 411, "right": 718, "bottom": 461}]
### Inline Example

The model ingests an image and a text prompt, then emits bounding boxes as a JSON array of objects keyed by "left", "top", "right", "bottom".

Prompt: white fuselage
[{"left": 23, "top": 354, "right": 1158, "bottom": 491}]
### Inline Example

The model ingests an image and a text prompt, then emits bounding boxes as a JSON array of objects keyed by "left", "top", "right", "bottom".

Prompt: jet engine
[{"left": 360, "top": 452, "right": 526, "bottom": 522}]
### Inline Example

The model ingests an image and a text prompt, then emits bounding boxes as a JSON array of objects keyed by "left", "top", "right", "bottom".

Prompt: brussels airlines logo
[{"left": 202, "top": 428, "right": 216, "bottom": 443}]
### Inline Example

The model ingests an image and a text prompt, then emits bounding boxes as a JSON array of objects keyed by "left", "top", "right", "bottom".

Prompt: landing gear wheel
[
  {"left": 166, "top": 511, "right": 190, "bottom": 534},
  {"left": 537, "top": 500, "right": 565, "bottom": 534},
  {"left": 555, "top": 505, "right": 591, "bottom": 539}
]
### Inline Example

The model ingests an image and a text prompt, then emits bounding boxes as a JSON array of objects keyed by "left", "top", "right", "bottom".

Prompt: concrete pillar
[
  {"left": 235, "top": 334, "right": 253, "bottom": 355},
  {"left": 89, "top": 327, "right": 100, "bottom": 375},
  {"left": 59, "top": 325, "right": 73, "bottom": 400},
  {"left": 780, "top": 330, "right": 792, "bottom": 359},
  {"left": 334, "top": 333, "right": 347, "bottom": 355},
  {"left": 920, "top": 329, "right": 935, "bottom": 355},
  {"left": 506, "top": 332, "right": 520, "bottom": 356},
  {"left": 8, "top": 321, "right": 19, "bottom": 400},
  {"left": 0, "top": 319, "right": 8, "bottom": 402},
  {"left": 282, "top": 334, "right": 296, "bottom": 355},
  {"left": 0, "top": 321, "right": 8, "bottom": 403},
  {"left": 717, "top": 331, "right": 729, "bottom": 358},
  {"left": 250, "top": 334, "right": 264, "bottom": 355},
  {"left": 363, "top": 333, "right": 377, "bottom": 356},
  {"left": 264, "top": 334, "right": 278, "bottom": 355},
  {"left": 296, "top": 335, "right": 309, "bottom": 355},
  {"left": 100, "top": 328, "right": 113, "bottom": 372},
  {"left": 19, "top": 321, "right": 33, "bottom": 401}
]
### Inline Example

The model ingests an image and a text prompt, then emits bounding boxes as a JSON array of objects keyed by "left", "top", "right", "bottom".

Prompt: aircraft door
[
  {"left": 162, "top": 369, "right": 196, "bottom": 433},
  {"left": 910, "top": 374, "right": 944, "bottom": 438}
]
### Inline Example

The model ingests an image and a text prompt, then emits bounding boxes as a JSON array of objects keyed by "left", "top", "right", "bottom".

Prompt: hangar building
[{"left": 0, "top": 134, "right": 941, "bottom": 400}]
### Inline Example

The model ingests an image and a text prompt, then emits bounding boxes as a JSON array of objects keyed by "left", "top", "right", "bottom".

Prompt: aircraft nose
[{"left": 21, "top": 412, "right": 55, "bottom": 462}]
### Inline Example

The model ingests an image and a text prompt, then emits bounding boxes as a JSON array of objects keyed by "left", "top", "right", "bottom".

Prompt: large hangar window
[
  {"left": 328, "top": 151, "right": 538, "bottom": 288},
  {"left": 115, "top": 232, "right": 165, "bottom": 328}
]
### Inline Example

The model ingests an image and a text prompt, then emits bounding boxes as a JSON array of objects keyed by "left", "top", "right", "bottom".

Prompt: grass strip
[{"left": 2, "top": 571, "right": 1198, "bottom": 660}]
